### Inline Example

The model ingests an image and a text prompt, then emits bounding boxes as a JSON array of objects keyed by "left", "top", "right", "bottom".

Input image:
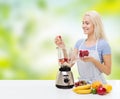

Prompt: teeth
[{"left": 83, "top": 29, "right": 88, "bottom": 31}]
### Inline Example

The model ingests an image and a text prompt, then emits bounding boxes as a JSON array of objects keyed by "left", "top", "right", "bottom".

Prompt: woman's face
[{"left": 82, "top": 15, "right": 94, "bottom": 35}]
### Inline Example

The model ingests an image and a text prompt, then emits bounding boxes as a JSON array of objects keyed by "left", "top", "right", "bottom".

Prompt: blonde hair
[{"left": 84, "top": 10, "right": 106, "bottom": 40}]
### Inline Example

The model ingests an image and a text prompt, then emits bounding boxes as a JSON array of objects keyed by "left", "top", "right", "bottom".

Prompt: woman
[{"left": 55, "top": 10, "right": 111, "bottom": 84}]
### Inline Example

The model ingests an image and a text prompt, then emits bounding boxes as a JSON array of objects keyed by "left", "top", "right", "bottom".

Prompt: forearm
[{"left": 92, "top": 58, "right": 111, "bottom": 75}]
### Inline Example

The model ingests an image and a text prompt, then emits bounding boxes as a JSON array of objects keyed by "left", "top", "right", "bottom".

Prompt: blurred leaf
[
  {"left": 41, "top": 39, "right": 53, "bottom": 51},
  {"left": 37, "top": 0, "right": 47, "bottom": 10},
  {"left": 0, "top": 58, "right": 11, "bottom": 68},
  {"left": 0, "top": 3, "right": 11, "bottom": 19},
  {"left": 0, "top": 26, "right": 12, "bottom": 47},
  {"left": 91, "top": 0, "right": 120, "bottom": 16},
  {"left": 24, "top": 20, "right": 37, "bottom": 35}
]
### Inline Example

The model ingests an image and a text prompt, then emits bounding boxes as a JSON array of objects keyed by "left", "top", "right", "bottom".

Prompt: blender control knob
[{"left": 64, "top": 78, "right": 69, "bottom": 83}]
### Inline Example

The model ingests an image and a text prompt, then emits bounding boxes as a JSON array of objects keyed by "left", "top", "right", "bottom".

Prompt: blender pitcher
[{"left": 57, "top": 47, "right": 69, "bottom": 66}]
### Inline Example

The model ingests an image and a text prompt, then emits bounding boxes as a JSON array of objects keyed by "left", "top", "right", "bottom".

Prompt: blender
[{"left": 55, "top": 47, "right": 74, "bottom": 89}]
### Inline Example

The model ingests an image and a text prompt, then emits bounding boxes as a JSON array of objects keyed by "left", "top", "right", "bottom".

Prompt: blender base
[{"left": 56, "top": 84, "right": 74, "bottom": 89}]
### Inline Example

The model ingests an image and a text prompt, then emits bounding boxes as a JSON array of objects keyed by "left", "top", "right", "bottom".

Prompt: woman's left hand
[{"left": 81, "top": 56, "right": 95, "bottom": 62}]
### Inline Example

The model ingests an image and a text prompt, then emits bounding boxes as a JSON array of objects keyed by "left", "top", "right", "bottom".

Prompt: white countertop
[{"left": 0, "top": 80, "right": 119, "bottom": 99}]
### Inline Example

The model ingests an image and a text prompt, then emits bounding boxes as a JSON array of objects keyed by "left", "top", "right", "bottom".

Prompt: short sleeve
[
  {"left": 74, "top": 39, "right": 83, "bottom": 49},
  {"left": 100, "top": 39, "right": 111, "bottom": 55}
]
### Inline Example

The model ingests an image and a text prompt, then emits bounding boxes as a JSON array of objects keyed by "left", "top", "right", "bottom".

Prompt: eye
[{"left": 86, "top": 22, "right": 89, "bottom": 25}]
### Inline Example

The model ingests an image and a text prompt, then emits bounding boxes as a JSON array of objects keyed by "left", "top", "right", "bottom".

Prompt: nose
[{"left": 82, "top": 23, "right": 86, "bottom": 29}]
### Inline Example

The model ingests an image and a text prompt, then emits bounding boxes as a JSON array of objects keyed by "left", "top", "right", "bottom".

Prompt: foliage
[{"left": 0, "top": 0, "right": 120, "bottom": 79}]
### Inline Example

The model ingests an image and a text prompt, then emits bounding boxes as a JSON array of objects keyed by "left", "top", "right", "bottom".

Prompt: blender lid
[{"left": 59, "top": 66, "right": 71, "bottom": 71}]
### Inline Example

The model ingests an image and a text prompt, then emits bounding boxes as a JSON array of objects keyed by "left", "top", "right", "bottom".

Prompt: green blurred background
[{"left": 0, "top": 0, "right": 120, "bottom": 80}]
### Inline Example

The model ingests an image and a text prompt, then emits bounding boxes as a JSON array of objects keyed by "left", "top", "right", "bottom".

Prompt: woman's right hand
[{"left": 54, "top": 35, "right": 65, "bottom": 49}]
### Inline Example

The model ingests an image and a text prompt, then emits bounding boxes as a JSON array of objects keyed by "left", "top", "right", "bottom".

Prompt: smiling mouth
[{"left": 83, "top": 29, "right": 88, "bottom": 31}]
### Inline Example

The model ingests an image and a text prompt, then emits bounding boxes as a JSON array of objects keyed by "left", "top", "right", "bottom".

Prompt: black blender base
[{"left": 56, "top": 84, "right": 74, "bottom": 89}]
